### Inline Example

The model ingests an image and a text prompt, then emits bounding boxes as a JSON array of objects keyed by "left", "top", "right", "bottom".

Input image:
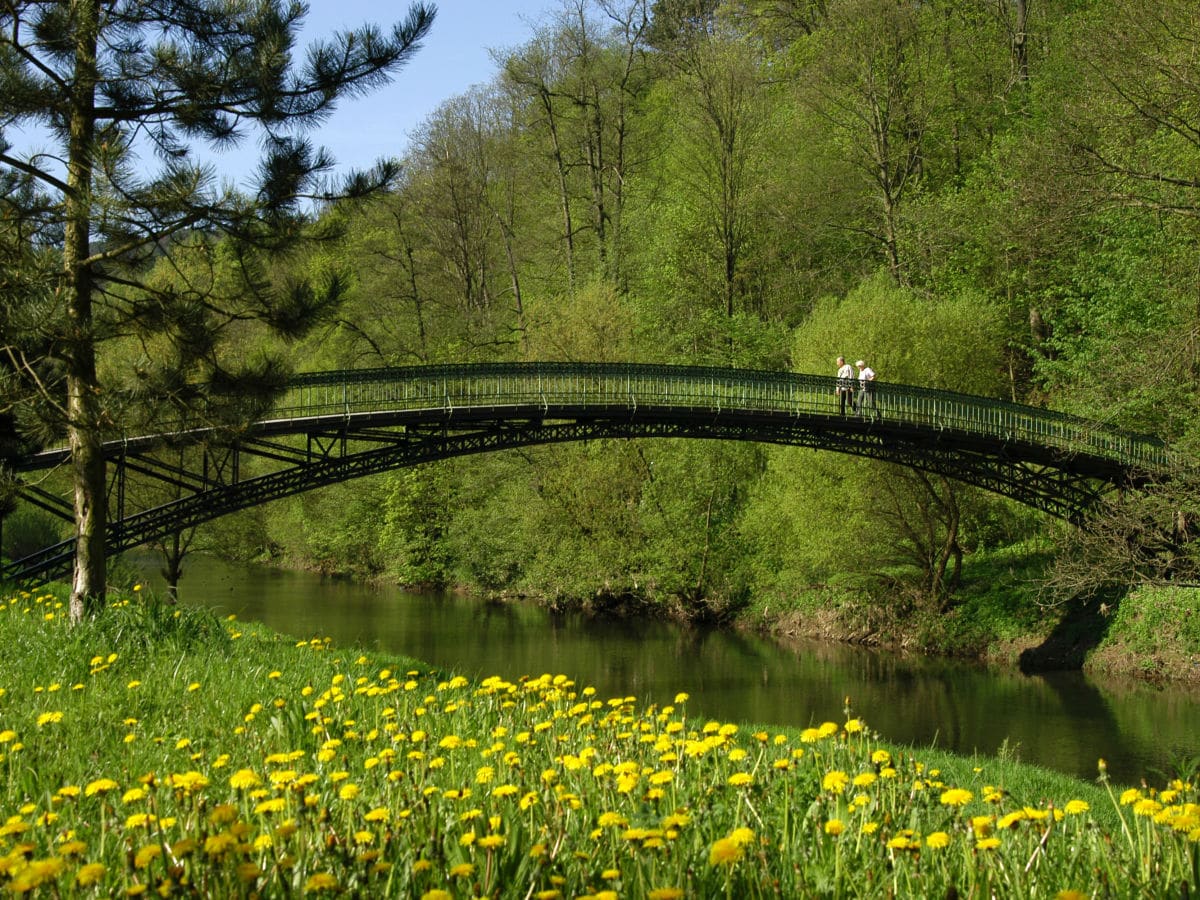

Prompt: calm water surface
[{"left": 144, "top": 554, "right": 1199, "bottom": 785}]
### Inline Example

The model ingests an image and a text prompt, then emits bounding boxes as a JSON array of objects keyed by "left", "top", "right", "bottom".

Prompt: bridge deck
[
  {"left": 4, "top": 363, "right": 1173, "bottom": 584},
  {"left": 17, "top": 363, "right": 1171, "bottom": 473}
]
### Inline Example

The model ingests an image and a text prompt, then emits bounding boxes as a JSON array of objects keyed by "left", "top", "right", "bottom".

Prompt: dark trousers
[{"left": 855, "top": 385, "right": 877, "bottom": 417}]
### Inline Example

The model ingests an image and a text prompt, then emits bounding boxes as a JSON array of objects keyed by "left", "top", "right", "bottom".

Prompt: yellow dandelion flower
[
  {"left": 303, "top": 872, "right": 338, "bottom": 892},
  {"left": 649, "top": 890, "right": 684, "bottom": 900},
  {"left": 976, "top": 837, "right": 1001, "bottom": 850},
  {"left": 940, "top": 788, "right": 973, "bottom": 807},
  {"left": 729, "top": 827, "right": 754, "bottom": 846},
  {"left": 926, "top": 832, "right": 951, "bottom": 849},
  {"left": 59, "top": 840, "right": 87, "bottom": 858},
  {"left": 169, "top": 771, "right": 209, "bottom": 793},
  {"left": 1064, "top": 800, "right": 1090, "bottom": 816},
  {"left": 230, "top": 769, "right": 261, "bottom": 790},
  {"left": 822, "top": 770, "right": 849, "bottom": 794},
  {"left": 449, "top": 862, "right": 475, "bottom": 878},
  {"left": 133, "top": 844, "right": 161, "bottom": 869},
  {"left": 75, "top": 863, "right": 106, "bottom": 886},
  {"left": 422, "top": 891, "right": 453, "bottom": 900},
  {"left": 708, "top": 837, "right": 742, "bottom": 866},
  {"left": 824, "top": 819, "right": 844, "bottom": 836},
  {"left": 85, "top": 778, "right": 119, "bottom": 797},
  {"left": 204, "top": 832, "right": 238, "bottom": 857}
]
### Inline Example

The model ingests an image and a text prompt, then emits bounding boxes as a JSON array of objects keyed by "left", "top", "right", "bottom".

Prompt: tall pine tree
[{"left": 0, "top": 0, "right": 435, "bottom": 621}]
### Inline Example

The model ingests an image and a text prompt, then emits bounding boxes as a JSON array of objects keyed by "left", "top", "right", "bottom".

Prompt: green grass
[{"left": 0, "top": 586, "right": 1196, "bottom": 898}]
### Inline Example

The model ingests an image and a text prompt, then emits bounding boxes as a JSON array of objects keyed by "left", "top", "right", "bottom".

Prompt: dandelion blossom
[
  {"left": 230, "top": 769, "right": 262, "bottom": 790},
  {"left": 729, "top": 827, "right": 754, "bottom": 847},
  {"left": 75, "top": 863, "right": 106, "bottom": 887},
  {"left": 85, "top": 778, "right": 119, "bottom": 797},
  {"left": 822, "top": 771, "right": 849, "bottom": 794},
  {"left": 708, "top": 837, "right": 742, "bottom": 867},
  {"left": 940, "top": 788, "right": 973, "bottom": 807},
  {"left": 303, "top": 872, "right": 338, "bottom": 893}
]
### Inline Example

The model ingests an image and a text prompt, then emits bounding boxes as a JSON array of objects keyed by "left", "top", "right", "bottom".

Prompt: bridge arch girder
[{"left": 7, "top": 406, "right": 1144, "bottom": 583}]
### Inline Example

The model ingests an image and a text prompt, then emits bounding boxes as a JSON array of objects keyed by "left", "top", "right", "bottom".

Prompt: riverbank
[
  {"left": 240, "top": 539, "right": 1200, "bottom": 686},
  {"left": 1, "top": 585, "right": 1195, "bottom": 897},
  {"left": 734, "top": 545, "right": 1200, "bottom": 687}
]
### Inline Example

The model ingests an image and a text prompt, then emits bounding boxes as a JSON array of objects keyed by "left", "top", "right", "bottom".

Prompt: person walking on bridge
[
  {"left": 854, "top": 360, "right": 878, "bottom": 419},
  {"left": 835, "top": 356, "right": 854, "bottom": 415}
]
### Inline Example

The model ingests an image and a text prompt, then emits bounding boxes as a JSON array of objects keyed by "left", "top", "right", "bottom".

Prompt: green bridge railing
[{"left": 267, "top": 362, "right": 1170, "bottom": 473}]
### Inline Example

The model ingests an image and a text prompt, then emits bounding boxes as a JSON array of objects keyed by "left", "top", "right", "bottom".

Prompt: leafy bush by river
[{"left": 0, "top": 588, "right": 1196, "bottom": 897}]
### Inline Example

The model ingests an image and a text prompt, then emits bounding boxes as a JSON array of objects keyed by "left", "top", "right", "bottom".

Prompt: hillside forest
[{"left": 4, "top": 0, "right": 1200, "bottom": 668}]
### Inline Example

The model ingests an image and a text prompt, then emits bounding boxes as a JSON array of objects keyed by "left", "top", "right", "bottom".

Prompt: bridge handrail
[
  {"left": 15, "top": 362, "right": 1172, "bottom": 473},
  {"left": 269, "top": 362, "right": 1169, "bottom": 471}
]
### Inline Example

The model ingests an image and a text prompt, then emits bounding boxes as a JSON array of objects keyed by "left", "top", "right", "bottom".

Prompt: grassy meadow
[{"left": 0, "top": 586, "right": 1196, "bottom": 898}]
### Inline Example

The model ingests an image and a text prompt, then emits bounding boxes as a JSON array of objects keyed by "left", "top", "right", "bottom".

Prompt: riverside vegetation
[
  {"left": 0, "top": 587, "right": 1196, "bottom": 898},
  {"left": 5, "top": 2, "right": 1200, "bottom": 677}
]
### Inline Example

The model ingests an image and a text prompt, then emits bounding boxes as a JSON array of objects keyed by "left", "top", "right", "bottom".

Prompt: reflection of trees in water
[{"left": 161, "top": 555, "right": 1199, "bottom": 784}]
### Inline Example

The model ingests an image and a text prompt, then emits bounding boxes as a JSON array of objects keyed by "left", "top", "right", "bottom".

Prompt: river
[{"left": 136, "top": 553, "right": 1199, "bottom": 786}]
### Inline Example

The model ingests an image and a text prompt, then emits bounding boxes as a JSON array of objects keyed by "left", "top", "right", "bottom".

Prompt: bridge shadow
[{"left": 1017, "top": 589, "right": 1125, "bottom": 673}]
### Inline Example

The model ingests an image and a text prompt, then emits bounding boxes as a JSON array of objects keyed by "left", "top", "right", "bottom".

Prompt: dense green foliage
[
  {"left": 259, "top": 1, "right": 1200, "bottom": 623},
  {"left": 6, "top": 1, "right": 1200, "bottom": 658}
]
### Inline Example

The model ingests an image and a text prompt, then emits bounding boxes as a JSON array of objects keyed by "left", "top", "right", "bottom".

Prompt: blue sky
[
  {"left": 232, "top": 0, "right": 551, "bottom": 187},
  {"left": 279, "top": 0, "right": 550, "bottom": 186},
  {"left": 9, "top": 1, "right": 549, "bottom": 190}
]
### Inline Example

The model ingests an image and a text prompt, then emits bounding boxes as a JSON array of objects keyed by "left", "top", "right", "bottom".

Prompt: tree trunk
[
  {"left": 65, "top": 0, "right": 104, "bottom": 623},
  {"left": 161, "top": 531, "right": 186, "bottom": 603},
  {"left": 1012, "top": 0, "right": 1028, "bottom": 86}
]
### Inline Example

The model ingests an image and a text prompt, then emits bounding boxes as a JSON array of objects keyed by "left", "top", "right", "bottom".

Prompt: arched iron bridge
[{"left": 3, "top": 362, "right": 1172, "bottom": 583}]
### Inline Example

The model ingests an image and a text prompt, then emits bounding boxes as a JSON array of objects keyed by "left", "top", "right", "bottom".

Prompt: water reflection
[{"left": 141, "top": 553, "right": 1200, "bottom": 785}]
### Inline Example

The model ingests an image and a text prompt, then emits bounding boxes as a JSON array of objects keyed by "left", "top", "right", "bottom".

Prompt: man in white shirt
[
  {"left": 835, "top": 356, "right": 854, "bottom": 415},
  {"left": 855, "top": 360, "right": 877, "bottom": 419}
]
